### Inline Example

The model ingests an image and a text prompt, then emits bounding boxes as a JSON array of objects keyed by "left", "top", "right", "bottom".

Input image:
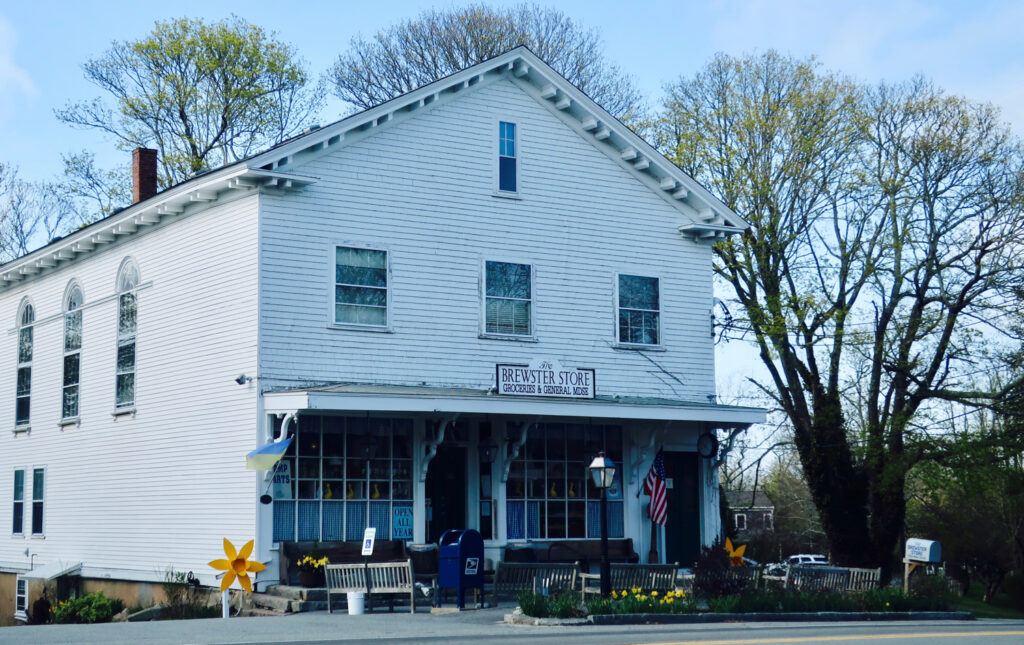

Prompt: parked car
[{"left": 786, "top": 554, "right": 828, "bottom": 566}]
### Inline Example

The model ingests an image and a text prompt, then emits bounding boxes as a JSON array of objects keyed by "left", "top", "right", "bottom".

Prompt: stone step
[
  {"left": 250, "top": 593, "right": 295, "bottom": 613},
  {"left": 264, "top": 584, "right": 327, "bottom": 602}
]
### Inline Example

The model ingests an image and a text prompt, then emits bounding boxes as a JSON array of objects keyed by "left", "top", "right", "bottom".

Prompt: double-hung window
[
  {"left": 335, "top": 247, "right": 388, "bottom": 327},
  {"left": 31, "top": 468, "right": 43, "bottom": 536},
  {"left": 15, "top": 303, "right": 32, "bottom": 427},
  {"left": 485, "top": 261, "right": 532, "bottom": 336},
  {"left": 116, "top": 260, "right": 140, "bottom": 409},
  {"left": 12, "top": 469, "right": 23, "bottom": 535},
  {"left": 498, "top": 121, "right": 517, "bottom": 193},
  {"left": 62, "top": 285, "right": 83, "bottom": 420},
  {"left": 617, "top": 274, "right": 660, "bottom": 345},
  {"left": 15, "top": 576, "right": 26, "bottom": 618}
]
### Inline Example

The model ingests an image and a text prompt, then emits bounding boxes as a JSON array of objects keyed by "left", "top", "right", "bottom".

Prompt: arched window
[
  {"left": 116, "top": 260, "right": 139, "bottom": 409},
  {"left": 62, "top": 284, "right": 83, "bottom": 420},
  {"left": 15, "top": 301, "right": 33, "bottom": 427}
]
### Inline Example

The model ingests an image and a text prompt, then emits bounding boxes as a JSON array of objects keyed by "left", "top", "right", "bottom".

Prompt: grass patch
[{"left": 955, "top": 586, "right": 1024, "bottom": 619}]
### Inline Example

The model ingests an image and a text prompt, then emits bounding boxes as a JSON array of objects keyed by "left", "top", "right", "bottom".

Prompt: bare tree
[
  {"left": 329, "top": 4, "right": 645, "bottom": 123},
  {"left": 0, "top": 164, "right": 79, "bottom": 262}
]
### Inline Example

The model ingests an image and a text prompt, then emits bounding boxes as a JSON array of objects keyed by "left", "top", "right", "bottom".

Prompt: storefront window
[
  {"left": 272, "top": 416, "right": 413, "bottom": 542},
  {"left": 506, "top": 423, "right": 624, "bottom": 540}
]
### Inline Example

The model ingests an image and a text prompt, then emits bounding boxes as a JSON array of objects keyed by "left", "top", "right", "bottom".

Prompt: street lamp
[{"left": 588, "top": 451, "right": 616, "bottom": 598}]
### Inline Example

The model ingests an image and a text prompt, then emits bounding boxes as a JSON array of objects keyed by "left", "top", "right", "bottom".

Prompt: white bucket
[{"left": 346, "top": 591, "right": 365, "bottom": 615}]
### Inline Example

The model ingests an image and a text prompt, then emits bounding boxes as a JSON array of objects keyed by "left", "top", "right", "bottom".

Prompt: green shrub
[
  {"left": 49, "top": 592, "right": 124, "bottom": 624},
  {"left": 516, "top": 590, "right": 584, "bottom": 618},
  {"left": 692, "top": 540, "right": 756, "bottom": 598}
]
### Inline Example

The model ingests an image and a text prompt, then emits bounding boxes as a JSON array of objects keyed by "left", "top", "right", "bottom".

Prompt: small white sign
[
  {"left": 496, "top": 358, "right": 595, "bottom": 399},
  {"left": 361, "top": 527, "right": 377, "bottom": 556},
  {"left": 464, "top": 557, "right": 479, "bottom": 576}
]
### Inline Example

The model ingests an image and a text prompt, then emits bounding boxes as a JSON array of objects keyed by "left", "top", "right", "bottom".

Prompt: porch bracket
[
  {"left": 420, "top": 414, "right": 459, "bottom": 482},
  {"left": 501, "top": 419, "right": 536, "bottom": 483},
  {"left": 629, "top": 422, "right": 669, "bottom": 485}
]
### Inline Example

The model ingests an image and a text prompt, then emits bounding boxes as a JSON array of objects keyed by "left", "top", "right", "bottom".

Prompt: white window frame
[
  {"left": 329, "top": 243, "right": 392, "bottom": 332},
  {"left": 14, "top": 575, "right": 27, "bottom": 619},
  {"left": 12, "top": 468, "right": 24, "bottom": 536},
  {"left": 61, "top": 282, "right": 83, "bottom": 422},
  {"left": 493, "top": 119, "right": 520, "bottom": 197},
  {"left": 735, "top": 513, "right": 747, "bottom": 531},
  {"left": 479, "top": 258, "right": 536, "bottom": 340},
  {"left": 115, "top": 258, "right": 140, "bottom": 411},
  {"left": 30, "top": 466, "right": 44, "bottom": 537},
  {"left": 15, "top": 300, "right": 33, "bottom": 430},
  {"left": 614, "top": 272, "right": 663, "bottom": 348}
]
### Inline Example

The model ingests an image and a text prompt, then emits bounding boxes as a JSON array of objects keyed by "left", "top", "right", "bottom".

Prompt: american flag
[{"left": 644, "top": 449, "right": 667, "bottom": 526}]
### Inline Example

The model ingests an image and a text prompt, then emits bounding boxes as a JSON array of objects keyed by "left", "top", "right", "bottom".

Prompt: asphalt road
[{"left": 0, "top": 610, "right": 1021, "bottom": 645}]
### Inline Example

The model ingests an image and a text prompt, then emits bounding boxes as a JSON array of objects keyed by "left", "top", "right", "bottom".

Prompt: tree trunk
[{"left": 793, "top": 394, "right": 871, "bottom": 567}]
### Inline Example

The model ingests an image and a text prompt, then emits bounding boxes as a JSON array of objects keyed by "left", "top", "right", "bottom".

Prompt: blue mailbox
[{"left": 437, "top": 528, "right": 484, "bottom": 608}]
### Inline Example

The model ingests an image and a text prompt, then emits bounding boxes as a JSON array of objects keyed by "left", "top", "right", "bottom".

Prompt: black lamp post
[{"left": 588, "top": 451, "right": 616, "bottom": 598}]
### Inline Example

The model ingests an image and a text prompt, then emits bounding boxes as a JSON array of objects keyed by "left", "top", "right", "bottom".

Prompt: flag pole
[{"left": 647, "top": 504, "right": 659, "bottom": 563}]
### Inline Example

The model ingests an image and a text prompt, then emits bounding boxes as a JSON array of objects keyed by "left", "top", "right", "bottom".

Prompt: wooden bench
[
  {"left": 784, "top": 566, "right": 850, "bottom": 592},
  {"left": 580, "top": 563, "right": 680, "bottom": 598},
  {"left": 325, "top": 559, "right": 417, "bottom": 614},
  {"left": 846, "top": 567, "right": 881, "bottom": 591},
  {"left": 492, "top": 562, "right": 579, "bottom": 601}
]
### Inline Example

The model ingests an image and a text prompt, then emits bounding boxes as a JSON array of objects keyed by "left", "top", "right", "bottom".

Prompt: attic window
[{"left": 498, "top": 121, "right": 517, "bottom": 193}]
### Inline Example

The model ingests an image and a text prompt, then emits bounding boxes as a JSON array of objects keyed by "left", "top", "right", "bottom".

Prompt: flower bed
[{"left": 516, "top": 585, "right": 957, "bottom": 619}]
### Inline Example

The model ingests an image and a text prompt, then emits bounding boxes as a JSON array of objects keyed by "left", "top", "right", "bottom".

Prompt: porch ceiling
[{"left": 262, "top": 383, "right": 765, "bottom": 427}]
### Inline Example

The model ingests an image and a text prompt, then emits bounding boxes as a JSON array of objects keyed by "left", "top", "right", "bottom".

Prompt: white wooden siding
[
  {"left": 259, "top": 79, "right": 716, "bottom": 400},
  {"left": 0, "top": 195, "right": 260, "bottom": 582}
]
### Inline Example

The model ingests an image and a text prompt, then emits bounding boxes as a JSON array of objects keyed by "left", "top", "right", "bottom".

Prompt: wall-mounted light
[{"left": 235, "top": 374, "right": 253, "bottom": 385}]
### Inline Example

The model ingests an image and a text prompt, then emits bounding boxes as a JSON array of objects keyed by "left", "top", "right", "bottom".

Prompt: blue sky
[{"left": 2, "top": 0, "right": 1022, "bottom": 184}]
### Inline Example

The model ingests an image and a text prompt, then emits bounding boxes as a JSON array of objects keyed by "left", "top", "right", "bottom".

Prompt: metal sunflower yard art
[
  {"left": 725, "top": 537, "right": 747, "bottom": 566},
  {"left": 209, "top": 538, "right": 266, "bottom": 592}
]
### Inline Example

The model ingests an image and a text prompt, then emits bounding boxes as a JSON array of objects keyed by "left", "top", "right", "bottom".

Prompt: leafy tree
[
  {"left": 907, "top": 401, "right": 1024, "bottom": 601},
  {"left": 656, "top": 51, "right": 1024, "bottom": 578},
  {"left": 56, "top": 16, "right": 325, "bottom": 186},
  {"left": 328, "top": 4, "right": 645, "bottom": 122},
  {"left": 60, "top": 152, "right": 131, "bottom": 223}
]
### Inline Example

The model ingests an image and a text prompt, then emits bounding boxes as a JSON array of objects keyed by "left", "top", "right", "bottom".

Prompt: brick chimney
[{"left": 132, "top": 148, "right": 158, "bottom": 204}]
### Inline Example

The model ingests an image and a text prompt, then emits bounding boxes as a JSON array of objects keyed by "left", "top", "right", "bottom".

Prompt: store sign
[
  {"left": 393, "top": 507, "right": 414, "bottom": 540},
  {"left": 496, "top": 359, "right": 596, "bottom": 399}
]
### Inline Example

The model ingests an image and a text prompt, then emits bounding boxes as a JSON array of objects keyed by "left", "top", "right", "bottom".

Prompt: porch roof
[{"left": 262, "top": 383, "right": 765, "bottom": 427}]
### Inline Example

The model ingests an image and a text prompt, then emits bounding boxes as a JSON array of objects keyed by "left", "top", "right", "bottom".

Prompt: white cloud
[{"left": 0, "top": 16, "right": 38, "bottom": 122}]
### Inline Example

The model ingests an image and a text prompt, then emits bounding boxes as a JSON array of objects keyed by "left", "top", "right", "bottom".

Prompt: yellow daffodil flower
[
  {"left": 651, "top": 590, "right": 658, "bottom": 596},
  {"left": 209, "top": 538, "right": 266, "bottom": 592},
  {"left": 725, "top": 537, "right": 747, "bottom": 566}
]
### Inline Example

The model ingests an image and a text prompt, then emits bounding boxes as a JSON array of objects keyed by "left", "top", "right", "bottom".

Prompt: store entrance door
[
  {"left": 663, "top": 451, "right": 700, "bottom": 566},
  {"left": 425, "top": 445, "right": 467, "bottom": 543}
]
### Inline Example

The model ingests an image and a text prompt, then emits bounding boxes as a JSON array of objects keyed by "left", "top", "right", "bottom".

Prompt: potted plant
[{"left": 296, "top": 553, "right": 329, "bottom": 588}]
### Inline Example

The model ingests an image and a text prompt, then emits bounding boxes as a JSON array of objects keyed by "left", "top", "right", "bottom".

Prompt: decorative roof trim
[
  {"left": 246, "top": 47, "right": 748, "bottom": 235},
  {"left": 0, "top": 168, "right": 316, "bottom": 291}
]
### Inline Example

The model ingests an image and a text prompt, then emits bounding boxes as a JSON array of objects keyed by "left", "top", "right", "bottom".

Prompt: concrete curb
[{"left": 505, "top": 611, "right": 975, "bottom": 626}]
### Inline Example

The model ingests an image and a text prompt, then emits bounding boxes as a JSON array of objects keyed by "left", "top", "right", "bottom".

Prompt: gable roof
[
  {"left": 0, "top": 47, "right": 746, "bottom": 292},
  {"left": 725, "top": 490, "right": 774, "bottom": 510}
]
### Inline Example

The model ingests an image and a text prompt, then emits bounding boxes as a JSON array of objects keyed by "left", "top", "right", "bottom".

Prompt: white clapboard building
[{"left": 0, "top": 48, "right": 763, "bottom": 620}]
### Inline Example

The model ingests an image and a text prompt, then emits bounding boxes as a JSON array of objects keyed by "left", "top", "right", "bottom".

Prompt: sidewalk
[{"left": 0, "top": 608, "right": 517, "bottom": 645}]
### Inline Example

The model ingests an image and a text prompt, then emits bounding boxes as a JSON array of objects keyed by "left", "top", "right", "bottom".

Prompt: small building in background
[{"left": 725, "top": 490, "right": 775, "bottom": 540}]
